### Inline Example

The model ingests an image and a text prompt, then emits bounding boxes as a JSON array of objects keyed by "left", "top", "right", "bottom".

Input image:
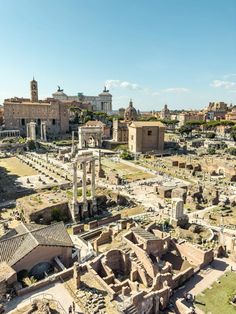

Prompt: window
[
  {"left": 21, "top": 118, "right": 25, "bottom": 126},
  {"left": 148, "top": 130, "right": 152, "bottom": 136},
  {"left": 52, "top": 119, "right": 56, "bottom": 125}
]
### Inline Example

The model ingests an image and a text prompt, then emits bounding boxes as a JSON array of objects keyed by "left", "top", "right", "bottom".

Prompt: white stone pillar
[
  {"left": 71, "top": 131, "right": 75, "bottom": 154},
  {"left": 91, "top": 159, "right": 96, "bottom": 200},
  {"left": 71, "top": 160, "right": 78, "bottom": 221},
  {"left": 26, "top": 123, "right": 30, "bottom": 139},
  {"left": 43, "top": 123, "right": 47, "bottom": 141},
  {"left": 98, "top": 149, "right": 105, "bottom": 178},
  {"left": 40, "top": 123, "right": 43, "bottom": 141},
  {"left": 82, "top": 161, "right": 88, "bottom": 215},
  {"left": 30, "top": 122, "right": 36, "bottom": 141},
  {"left": 91, "top": 159, "right": 97, "bottom": 212},
  {"left": 78, "top": 127, "right": 83, "bottom": 149}
]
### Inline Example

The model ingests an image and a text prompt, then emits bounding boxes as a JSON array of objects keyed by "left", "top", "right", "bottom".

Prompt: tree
[
  {"left": 179, "top": 125, "right": 193, "bottom": 136},
  {"left": 120, "top": 150, "right": 134, "bottom": 160},
  {"left": 207, "top": 147, "right": 216, "bottom": 155},
  {"left": 27, "top": 140, "right": 36, "bottom": 150},
  {"left": 230, "top": 130, "right": 236, "bottom": 142},
  {"left": 206, "top": 132, "right": 216, "bottom": 139},
  {"left": 160, "top": 119, "right": 179, "bottom": 126},
  {"left": 227, "top": 147, "right": 236, "bottom": 156}
]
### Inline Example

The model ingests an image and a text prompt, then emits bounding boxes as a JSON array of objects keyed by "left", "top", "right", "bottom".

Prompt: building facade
[
  {"left": 128, "top": 121, "right": 165, "bottom": 153},
  {"left": 178, "top": 112, "right": 205, "bottom": 126},
  {"left": 112, "top": 100, "right": 139, "bottom": 142},
  {"left": 160, "top": 104, "right": 171, "bottom": 120},
  {"left": 4, "top": 80, "right": 69, "bottom": 137},
  {"left": 225, "top": 106, "right": 236, "bottom": 122},
  {"left": 52, "top": 86, "right": 112, "bottom": 113},
  {"left": 204, "top": 102, "right": 229, "bottom": 120}
]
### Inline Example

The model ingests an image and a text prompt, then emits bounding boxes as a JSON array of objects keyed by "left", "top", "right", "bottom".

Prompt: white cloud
[
  {"left": 105, "top": 79, "right": 160, "bottom": 96},
  {"left": 152, "top": 91, "right": 160, "bottom": 96},
  {"left": 162, "top": 87, "right": 189, "bottom": 93},
  {"left": 222, "top": 74, "right": 236, "bottom": 80},
  {"left": 211, "top": 80, "right": 236, "bottom": 90},
  {"left": 105, "top": 80, "right": 141, "bottom": 91},
  {"left": 105, "top": 79, "right": 189, "bottom": 96}
]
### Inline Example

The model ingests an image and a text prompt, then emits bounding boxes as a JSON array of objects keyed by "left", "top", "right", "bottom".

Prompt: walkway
[
  {"left": 173, "top": 257, "right": 236, "bottom": 314},
  {"left": 5, "top": 281, "right": 82, "bottom": 314}
]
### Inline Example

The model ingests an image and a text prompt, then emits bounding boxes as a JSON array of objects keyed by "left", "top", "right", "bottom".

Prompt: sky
[{"left": 0, "top": 0, "right": 236, "bottom": 111}]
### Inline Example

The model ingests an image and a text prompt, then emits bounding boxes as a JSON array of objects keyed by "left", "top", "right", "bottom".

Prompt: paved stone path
[
  {"left": 5, "top": 281, "right": 82, "bottom": 314},
  {"left": 173, "top": 257, "right": 236, "bottom": 314}
]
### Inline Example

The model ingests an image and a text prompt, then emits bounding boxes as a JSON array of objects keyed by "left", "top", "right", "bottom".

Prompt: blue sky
[{"left": 0, "top": 0, "right": 235, "bottom": 111}]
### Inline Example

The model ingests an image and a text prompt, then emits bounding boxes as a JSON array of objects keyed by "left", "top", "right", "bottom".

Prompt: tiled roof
[
  {"left": 0, "top": 222, "right": 73, "bottom": 266},
  {"left": 132, "top": 227, "right": 158, "bottom": 241}
]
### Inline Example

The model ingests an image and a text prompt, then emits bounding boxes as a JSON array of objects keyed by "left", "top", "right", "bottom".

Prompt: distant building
[
  {"left": 0, "top": 107, "right": 3, "bottom": 126},
  {"left": 178, "top": 111, "right": 205, "bottom": 126},
  {"left": 85, "top": 120, "right": 111, "bottom": 139},
  {"left": 128, "top": 121, "right": 165, "bottom": 153},
  {"left": 204, "top": 102, "right": 228, "bottom": 120},
  {"left": 112, "top": 100, "right": 139, "bottom": 142},
  {"left": 160, "top": 104, "right": 171, "bottom": 120},
  {"left": 4, "top": 79, "right": 69, "bottom": 137},
  {"left": 225, "top": 106, "right": 236, "bottom": 122},
  {"left": 124, "top": 99, "right": 138, "bottom": 121},
  {"left": 52, "top": 86, "right": 112, "bottom": 113},
  {"left": 113, "top": 119, "right": 129, "bottom": 142},
  {"left": 118, "top": 107, "right": 125, "bottom": 117}
]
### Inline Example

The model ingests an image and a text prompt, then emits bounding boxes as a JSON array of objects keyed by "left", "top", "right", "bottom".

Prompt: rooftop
[
  {"left": 0, "top": 222, "right": 73, "bottom": 266},
  {"left": 129, "top": 121, "right": 164, "bottom": 128}
]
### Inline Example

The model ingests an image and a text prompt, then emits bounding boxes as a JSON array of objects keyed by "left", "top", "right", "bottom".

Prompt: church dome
[{"left": 124, "top": 99, "right": 138, "bottom": 121}]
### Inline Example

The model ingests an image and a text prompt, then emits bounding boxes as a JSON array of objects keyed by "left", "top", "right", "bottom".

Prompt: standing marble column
[
  {"left": 42, "top": 122, "right": 47, "bottom": 141},
  {"left": 91, "top": 159, "right": 96, "bottom": 200},
  {"left": 26, "top": 123, "right": 30, "bottom": 139},
  {"left": 91, "top": 159, "right": 97, "bottom": 213},
  {"left": 40, "top": 123, "right": 44, "bottom": 141},
  {"left": 98, "top": 149, "right": 105, "bottom": 178},
  {"left": 30, "top": 122, "right": 36, "bottom": 141},
  {"left": 78, "top": 127, "right": 83, "bottom": 149},
  {"left": 71, "top": 160, "right": 78, "bottom": 221},
  {"left": 71, "top": 131, "right": 75, "bottom": 155},
  {"left": 82, "top": 161, "right": 88, "bottom": 215}
]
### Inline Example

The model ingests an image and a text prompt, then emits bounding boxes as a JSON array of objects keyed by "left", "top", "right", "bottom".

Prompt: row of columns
[
  {"left": 0, "top": 130, "right": 20, "bottom": 138},
  {"left": 71, "top": 157, "right": 97, "bottom": 222},
  {"left": 26, "top": 121, "right": 47, "bottom": 141},
  {"left": 26, "top": 122, "right": 36, "bottom": 141}
]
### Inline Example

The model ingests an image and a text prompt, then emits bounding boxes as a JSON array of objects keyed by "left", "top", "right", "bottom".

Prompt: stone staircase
[{"left": 123, "top": 304, "right": 138, "bottom": 314}]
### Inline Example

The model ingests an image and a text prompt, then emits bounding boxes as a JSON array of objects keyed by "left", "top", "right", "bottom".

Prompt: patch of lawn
[{"left": 196, "top": 271, "right": 236, "bottom": 314}]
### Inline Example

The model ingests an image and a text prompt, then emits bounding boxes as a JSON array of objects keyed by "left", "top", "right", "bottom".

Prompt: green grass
[{"left": 196, "top": 272, "right": 236, "bottom": 314}]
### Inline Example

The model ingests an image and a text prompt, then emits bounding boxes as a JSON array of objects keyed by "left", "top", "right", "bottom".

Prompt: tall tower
[{"left": 30, "top": 78, "right": 38, "bottom": 102}]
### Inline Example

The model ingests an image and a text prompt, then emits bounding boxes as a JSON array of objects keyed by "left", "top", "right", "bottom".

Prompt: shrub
[{"left": 120, "top": 150, "right": 134, "bottom": 160}]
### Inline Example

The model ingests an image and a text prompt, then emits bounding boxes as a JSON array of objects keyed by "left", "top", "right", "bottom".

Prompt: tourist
[{"left": 68, "top": 305, "right": 72, "bottom": 314}]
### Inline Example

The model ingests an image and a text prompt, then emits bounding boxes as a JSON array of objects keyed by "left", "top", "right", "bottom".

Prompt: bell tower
[{"left": 30, "top": 78, "right": 38, "bottom": 102}]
